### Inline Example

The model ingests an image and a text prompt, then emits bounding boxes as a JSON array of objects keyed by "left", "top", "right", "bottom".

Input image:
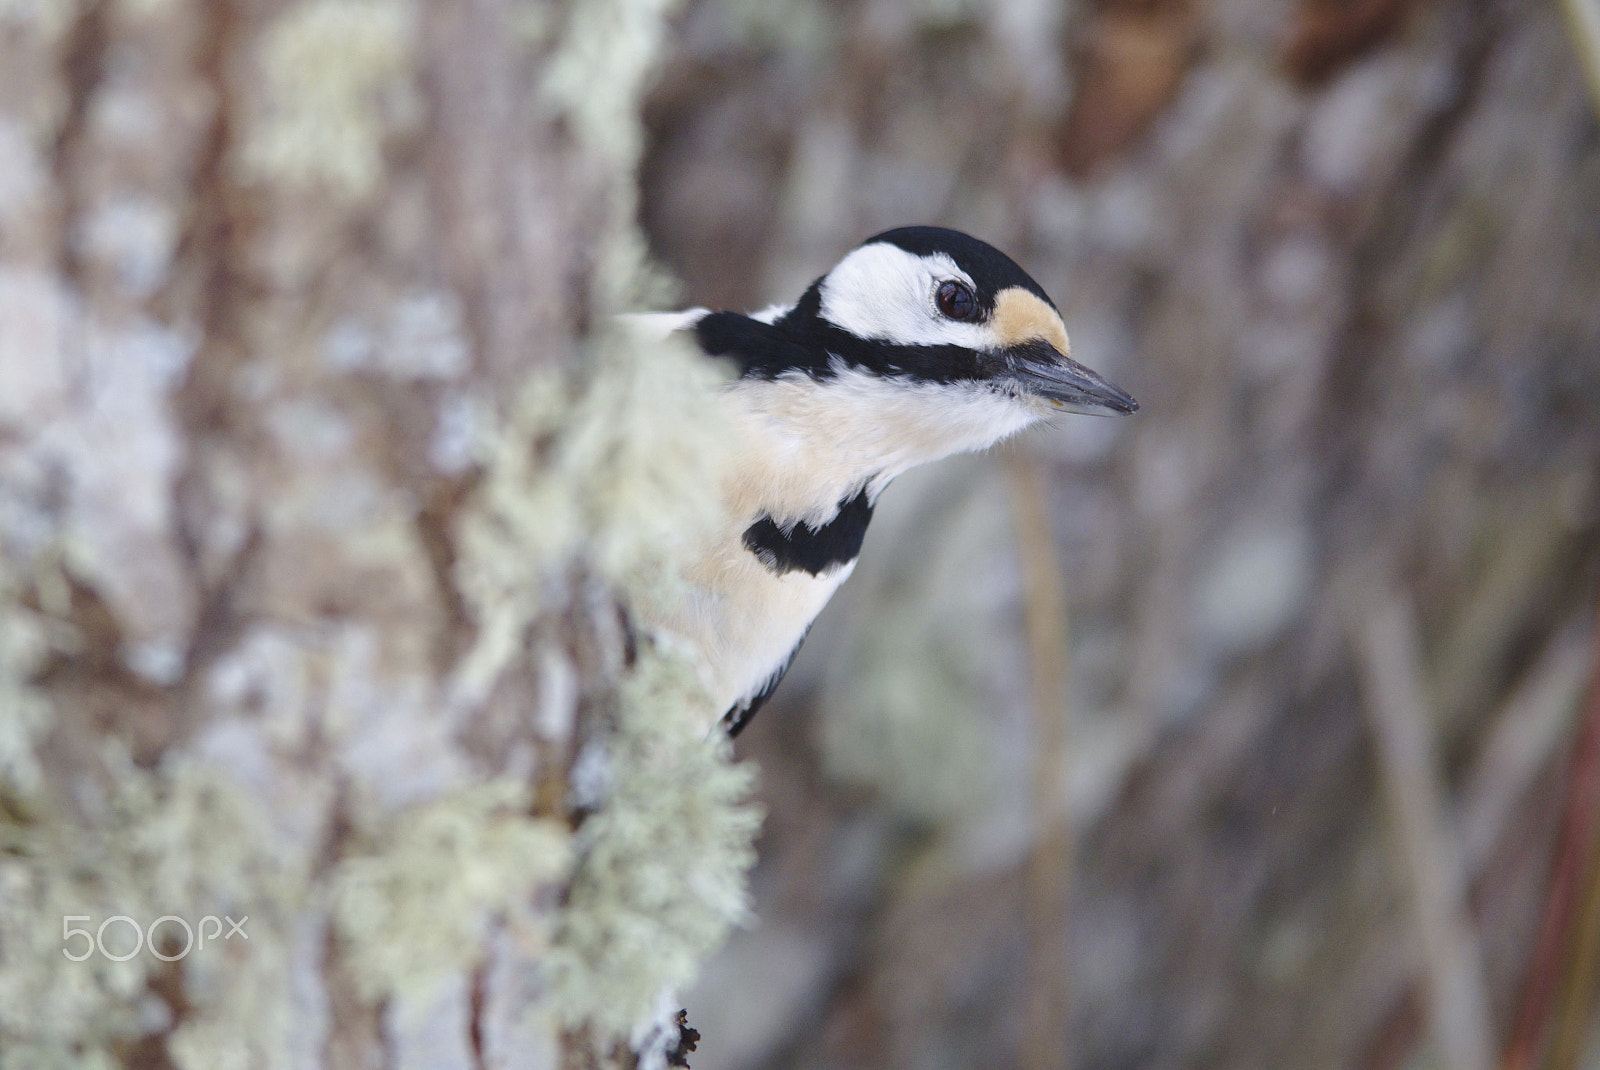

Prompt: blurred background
[
  {"left": 641, "top": 1, "right": 1600, "bottom": 1068},
  {"left": 1, "top": 0, "right": 1598, "bottom": 1067}
]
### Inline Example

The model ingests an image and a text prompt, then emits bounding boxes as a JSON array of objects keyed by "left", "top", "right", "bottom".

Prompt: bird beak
[
  {"left": 988, "top": 287, "right": 1138, "bottom": 415},
  {"left": 1003, "top": 340, "right": 1139, "bottom": 415}
]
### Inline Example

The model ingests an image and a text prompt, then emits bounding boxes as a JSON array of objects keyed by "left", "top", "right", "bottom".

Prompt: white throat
[{"left": 721, "top": 363, "right": 1041, "bottom": 527}]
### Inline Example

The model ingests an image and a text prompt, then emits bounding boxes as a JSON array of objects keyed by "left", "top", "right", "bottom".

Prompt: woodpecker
[{"left": 635, "top": 227, "right": 1137, "bottom": 736}]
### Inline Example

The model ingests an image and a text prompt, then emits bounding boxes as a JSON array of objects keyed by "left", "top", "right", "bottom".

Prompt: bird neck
[{"left": 721, "top": 365, "right": 1039, "bottom": 528}]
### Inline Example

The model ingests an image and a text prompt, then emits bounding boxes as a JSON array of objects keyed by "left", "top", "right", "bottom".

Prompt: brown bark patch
[
  {"left": 1284, "top": 0, "right": 1421, "bottom": 86},
  {"left": 1058, "top": 0, "right": 1199, "bottom": 178}
]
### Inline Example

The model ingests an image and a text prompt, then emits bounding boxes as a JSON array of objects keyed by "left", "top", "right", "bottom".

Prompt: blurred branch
[
  {"left": 1557, "top": 0, "right": 1600, "bottom": 118},
  {"left": 1359, "top": 622, "right": 1591, "bottom": 1070},
  {"left": 1056, "top": 0, "right": 1198, "bottom": 177},
  {"left": 1007, "top": 449, "right": 1074, "bottom": 1070},
  {"left": 1549, "top": 842, "right": 1600, "bottom": 1070},
  {"left": 1283, "top": 0, "right": 1421, "bottom": 85},
  {"left": 1549, "top": 840, "right": 1600, "bottom": 1070},
  {"left": 1503, "top": 599, "right": 1600, "bottom": 1070},
  {"left": 1459, "top": 624, "right": 1593, "bottom": 877},
  {"left": 1354, "top": 595, "right": 1496, "bottom": 1070}
]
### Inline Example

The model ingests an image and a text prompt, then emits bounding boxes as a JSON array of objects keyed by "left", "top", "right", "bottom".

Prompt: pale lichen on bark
[
  {"left": 238, "top": 0, "right": 417, "bottom": 200},
  {"left": 547, "top": 652, "right": 761, "bottom": 1036},
  {"left": 0, "top": 0, "right": 759, "bottom": 1067}
]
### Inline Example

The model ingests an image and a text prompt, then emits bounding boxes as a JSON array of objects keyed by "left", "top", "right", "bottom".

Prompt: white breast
[{"left": 670, "top": 536, "right": 855, "bottom": 715}]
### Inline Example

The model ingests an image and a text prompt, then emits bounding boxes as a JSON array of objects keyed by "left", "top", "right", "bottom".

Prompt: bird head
[
  {"left": 659, "top": 229, "right": 1138, "bottom": 734},
  {"left": 692, "top": 226, "right": 1138, "bottom": 509},
  {"left": 793, "top": 226, "right": 1139, "bottom": 417}
]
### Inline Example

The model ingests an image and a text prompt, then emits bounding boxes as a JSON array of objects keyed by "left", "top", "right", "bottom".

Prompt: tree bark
[{"left": 0, "top": 2, "right": 754, "bottom": 1068}]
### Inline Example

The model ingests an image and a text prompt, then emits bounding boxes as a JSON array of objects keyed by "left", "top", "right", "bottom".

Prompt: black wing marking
[
  {"left": 742, "top": 487, "right": 874, "bottom": 576},
  {"left": 720, "top": 631, "right": 810, "bottom": 737}
]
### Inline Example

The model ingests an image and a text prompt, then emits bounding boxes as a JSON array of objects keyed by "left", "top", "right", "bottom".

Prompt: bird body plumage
[{"left": 630, "top": 227, "right": 1137, "bottom": 734}]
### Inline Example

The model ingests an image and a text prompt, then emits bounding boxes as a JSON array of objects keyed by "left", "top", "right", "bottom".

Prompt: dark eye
[{"left": 936, "top": 280, "right": 979, "bottom": 322}]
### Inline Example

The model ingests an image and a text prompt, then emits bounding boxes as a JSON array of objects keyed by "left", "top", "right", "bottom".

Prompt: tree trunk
[{"left": 0, "top": 2, "right": 755, "bottom": 1068}]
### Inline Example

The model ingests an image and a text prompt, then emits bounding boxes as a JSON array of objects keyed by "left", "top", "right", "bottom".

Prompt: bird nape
[{"left": 635, "top": 226, "right": 1138, "bottom": 736}]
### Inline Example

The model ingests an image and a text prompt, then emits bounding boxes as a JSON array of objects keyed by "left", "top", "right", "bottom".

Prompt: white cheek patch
[{"left": 818, "top": 244, "right": 993, "bottom": 350}]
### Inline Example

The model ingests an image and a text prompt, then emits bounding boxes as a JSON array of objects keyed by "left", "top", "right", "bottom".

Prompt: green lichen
[
  {"left": 541, "top": 0, "right": 687, "bottom": 314},
  {"left": 453, "top": 325, "right": 731, "bottom": 705},
  {"left": 239, "top": 0, "right": 416, "bottom": 199},
  {"left": 4, "top": 0, "right": 762, "bottom": 1063},
  {"left": 330, "top": 779, "right": 572, "bottom": 1006},
  {"left": 454, "top": 0, "right": 725, "bottom": 704},
  {"left": 541, "top": 0, "right": 679, "bottom": 168},
  {"left": 0, "top": 754, "right": 302, "bottom": 1068},
  {"left": 450, "top": 321, "right": 757, "bottom": 1042},
  {"left": 445, "top": 2, "right": 763, "bottom": 1050},
  {"left": 548, "top": 650, "right": 761, "bottom": 1035}
]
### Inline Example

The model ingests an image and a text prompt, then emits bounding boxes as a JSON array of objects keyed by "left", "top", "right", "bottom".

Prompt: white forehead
[{"left": 817, "top": 243, "right": 992, "bottom": 349}]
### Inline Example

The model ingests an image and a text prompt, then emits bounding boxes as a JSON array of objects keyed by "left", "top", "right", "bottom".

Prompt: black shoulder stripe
[
  {"left": 695, "top": 308, "right": 833, "bottom": 379},
  {"left": 694, "top": 307, "right": 1001, "bottom": 386},
  {"left": 743, "top": 487, "right": 874, "bottom": 576}
]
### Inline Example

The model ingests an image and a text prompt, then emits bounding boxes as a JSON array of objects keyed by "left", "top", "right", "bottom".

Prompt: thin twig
[
  {"left": 1541, "top": 605, "right": 1600, "bottom": 1070},
  {"left": 1459, "top": 625, "right": 1593, "bottom": 877},
  {"left": 1355, "top": 621, "right": 1592, "bottom": 1070},
  {"left": 1007, "top": 447, "right": 1075, "bottom": 1070},
  {"left": 1500, "top": 604, "right": 1600, "bottom": 1070},
  {"left": 1549, "top": 846, "right": 1600, "bottom": 1070},
  {"left": 1354, "top": 594, "right": 1496, "bottom": 1070}
]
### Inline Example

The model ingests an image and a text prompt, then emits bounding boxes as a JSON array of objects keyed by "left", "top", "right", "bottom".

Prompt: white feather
[
  {"left": 617, "top": 308, "right": 710, "bottom": 341},
  {"left": 748, "top": 302, "right": 792, "bottom": 324}
]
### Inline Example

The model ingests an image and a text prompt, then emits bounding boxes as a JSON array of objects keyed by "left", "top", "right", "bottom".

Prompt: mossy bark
[{"left": 0, "top": 2, "right": 752, "bottom": 1068}]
